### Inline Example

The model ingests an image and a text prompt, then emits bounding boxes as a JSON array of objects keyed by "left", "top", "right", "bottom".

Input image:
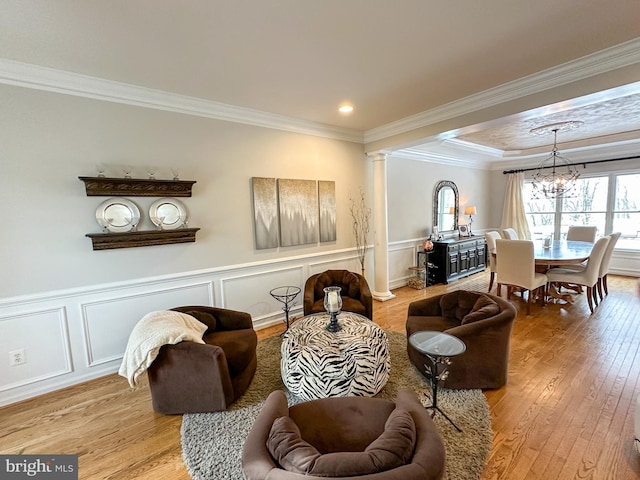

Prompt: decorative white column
[{"left": 369, "top": 152, "right": 395, "bottom": 302}]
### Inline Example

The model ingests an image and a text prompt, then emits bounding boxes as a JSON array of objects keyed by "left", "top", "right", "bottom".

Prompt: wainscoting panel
[
  {"left": 0, "top": 307, "right": 71, "bottom": 392},
  {"left": 0, "top": 248, "right": 360, "bottom": 406},
  {"left": 81, "top": 282, "right": 213, "bottom": 367},
  {"left": 4, "top": 241, "right": 625, "bottom": 406},
  {"left": 610, "top": 251, "right": 640, "bottom": 277},
  {"left": 389, "top": 244, "right": 419, "bottom": 289},
  {"left": 307, "top": 255, "right": 361, "bottom": 277},
  {"left": 220, "top": 265, "right": 306, "bottom": 320}
]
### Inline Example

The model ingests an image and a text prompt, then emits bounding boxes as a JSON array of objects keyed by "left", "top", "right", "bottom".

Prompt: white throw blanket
[{"left": 118, "top": 310, "right": 208, "bottom": 388}]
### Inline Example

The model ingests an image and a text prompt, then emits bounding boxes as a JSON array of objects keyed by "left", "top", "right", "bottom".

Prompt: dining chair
[
  {"left": 553, "top": 228, "right": 598, "bottom": 292},
  {"left": 495, "top": 239, "right": 548, "bottom": 315},
  {"left": 484, "top": 231, "right": 502, "bottom": 292},
  {"left": 545, "top": 236, "right": 610, "bottom": 314},
  {"left": 597, "top": 232, "right": 621, "bottom": 300},
  {"left": 566, "top": 225, "right": 597, "bottom": 242},
  {"left": 502, "top": 228, "right": 518, "bottom": 240}
]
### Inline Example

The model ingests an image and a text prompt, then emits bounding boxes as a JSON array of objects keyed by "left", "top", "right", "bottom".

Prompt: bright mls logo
[{"left": 1, "top": 455, "right": 78, "bottom": 479}]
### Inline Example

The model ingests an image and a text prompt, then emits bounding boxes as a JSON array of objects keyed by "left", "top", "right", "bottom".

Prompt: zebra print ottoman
[{"left": 281, "top": 312, "right": 390, "bottom": 401}]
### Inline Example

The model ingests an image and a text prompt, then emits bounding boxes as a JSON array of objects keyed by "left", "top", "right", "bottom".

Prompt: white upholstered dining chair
[
  {"left": 554, "top": 226, "right": 599, "bottom": 279},
  {"left": 566, "top": 225, "right": 597, "bottom": 242},
  {"left": 502, "top": 228, "right": 518, "bottom": 240},
  {"left": 484, "top": 231, "right": 502, "bottom": 292},
  {"left": 597, "top": 232, "right": 621, "bottom": 300},
  {"left": 546, "top": 236, "right": 610, "bottom": 314},
  {"left": 496, "top": 239, "right": 548, "bottom": 315}
]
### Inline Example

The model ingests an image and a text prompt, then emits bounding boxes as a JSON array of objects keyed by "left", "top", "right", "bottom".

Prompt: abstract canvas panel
[
  {"left": 252, "top": 177, "right": 279, "bottom": 249},
  {"left": 278, "top": 179, "right": 318, "bottom": 247},
  {"left": 318, "top": 180, "right": 336, "bottom": 242}
]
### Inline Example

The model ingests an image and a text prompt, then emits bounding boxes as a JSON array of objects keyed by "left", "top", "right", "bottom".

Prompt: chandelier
[{"left": 530, "top": 122, "right": 582, "bottom": 199}]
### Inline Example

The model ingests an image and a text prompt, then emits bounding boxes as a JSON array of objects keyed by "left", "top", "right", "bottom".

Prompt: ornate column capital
[{"left": 366, "top": 151, "right": 389, "bottom": 163}]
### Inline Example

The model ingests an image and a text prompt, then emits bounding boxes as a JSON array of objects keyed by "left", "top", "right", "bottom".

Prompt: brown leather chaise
[
  {"left": 406, "top": 290, "right": 516, "bottom": 390},
  {"left": 303, "top": 270, "right": 373, "bottom": 320},
  {"left": 242, "top": 388, "right": 446, "bottom": 480},
  {"left": 146, "top": 305, "right": 257, "bottom": 414}
]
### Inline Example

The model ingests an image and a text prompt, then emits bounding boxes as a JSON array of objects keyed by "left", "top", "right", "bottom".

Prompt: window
[
  {"left": 612, "top": 173, "right": 640, "bottom": 249},
  {"left": 559, "top": 176, "right": 608, "bottom": 239},
  {"left": 523, "top": 183, "right": 555, "bottom": 239},
  {"left": 524, "top": 171, "right": 640, "bottom": 250}
]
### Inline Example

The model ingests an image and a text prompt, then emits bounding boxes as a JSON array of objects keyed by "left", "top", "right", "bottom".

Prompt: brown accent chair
[
  {"left": 406, "top": 290, "right": 516, "bottom": 390},
  {"left": 147, "top": 306, "right": 257, "bottom": 414},
  {"left": 241, "top": 388, "right": 446, "bottom": 480},
  {"left": 303, "top": 270, "right": 373, "bottom": 320}
]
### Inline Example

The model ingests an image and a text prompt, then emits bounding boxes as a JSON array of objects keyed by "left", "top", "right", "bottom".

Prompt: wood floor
[{"left": 1, "top": 272, "right": 640, "bottom": 479}]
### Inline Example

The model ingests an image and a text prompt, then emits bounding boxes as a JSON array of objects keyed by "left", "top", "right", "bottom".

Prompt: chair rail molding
[
  {"left": 0, "top": 247, "right": 363, "bottom": 406},
  {"left": 0, "top": 241, "right": 632, "bottom": 406}
]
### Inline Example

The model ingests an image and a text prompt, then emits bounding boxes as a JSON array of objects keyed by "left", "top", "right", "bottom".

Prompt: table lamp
[{"left": 464, "top": 206, "right": 477, "bottom": 235}]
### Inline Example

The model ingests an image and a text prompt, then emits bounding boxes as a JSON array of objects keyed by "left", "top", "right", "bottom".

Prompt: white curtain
[{"left": 501, "top": 172, "right": 532, "bottom": 240}]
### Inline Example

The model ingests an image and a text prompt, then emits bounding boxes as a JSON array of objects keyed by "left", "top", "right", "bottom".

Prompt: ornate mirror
[{"left": 433, "top": 180, "right": 459, "bottom": 234}]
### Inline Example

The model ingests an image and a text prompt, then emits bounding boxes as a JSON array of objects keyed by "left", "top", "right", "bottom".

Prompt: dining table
[
  {"left": 490, "top": 239, "right": 594, "bottom": 266},
  {"left": 535, "top": 239, "right": 594, "bottom": 302},
  {"left": 533, "top": 239, "right": 594, "bottom": 266},
  {"left": 491, "top": 239, "right": 595, "bottom": 302}
]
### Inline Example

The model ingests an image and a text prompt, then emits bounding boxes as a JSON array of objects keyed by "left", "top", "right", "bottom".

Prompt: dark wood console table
[{"left": 430, "top": 236, "right": 487, "bottom": 284}]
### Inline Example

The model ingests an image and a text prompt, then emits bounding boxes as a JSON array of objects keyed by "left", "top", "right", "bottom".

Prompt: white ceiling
[
  {"left": 1, "top": 0, "right": 640, "bottom": 165},
  {"left": 395, "top": 83, "right": 640, "bottom": 168}
]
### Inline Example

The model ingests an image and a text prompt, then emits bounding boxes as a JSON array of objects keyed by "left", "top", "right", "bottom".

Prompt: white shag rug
[{"left": 181, "top": 330, "right": 492, "bottom": 480}]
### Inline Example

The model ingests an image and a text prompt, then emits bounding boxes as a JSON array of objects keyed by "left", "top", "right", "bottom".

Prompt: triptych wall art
[{"left": 252, "top": 177, "right": 336, "bottom": 249}]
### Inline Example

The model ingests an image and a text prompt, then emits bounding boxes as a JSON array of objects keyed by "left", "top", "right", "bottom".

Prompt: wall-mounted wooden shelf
[
  {"left": 86, "top": 228, "right": 200, "bottom": 250},
  {"left": 79, "top": 176, "right": 196, "bottom": 197}
]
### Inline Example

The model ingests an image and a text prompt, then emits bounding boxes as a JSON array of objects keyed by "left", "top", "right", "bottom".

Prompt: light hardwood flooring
[{"left": 1, "top": 272, "right": 640, "bottom": 479}]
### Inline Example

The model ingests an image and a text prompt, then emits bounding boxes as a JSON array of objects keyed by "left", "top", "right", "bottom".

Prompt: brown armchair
[
  {"left": 303, "top": 270, "right": 373, "bottom": 320},
  {"left": 406, "top": 290, "right": 516, "bottom": 390},
  {"left": 146, "top": 306, "right": 257, "bottom": 414},
  {"left": 242, "top": 388, "right": 445, "bottom": 480}
]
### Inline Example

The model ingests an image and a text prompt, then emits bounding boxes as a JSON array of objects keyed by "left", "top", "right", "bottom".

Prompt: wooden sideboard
[{"left": 430, "top": 236, "right": 487, "bottom": 284}]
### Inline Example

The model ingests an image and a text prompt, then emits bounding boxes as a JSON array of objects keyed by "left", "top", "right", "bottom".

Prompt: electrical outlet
[{"left": 9, "top": 349, "right": 26, "bottom": 366}]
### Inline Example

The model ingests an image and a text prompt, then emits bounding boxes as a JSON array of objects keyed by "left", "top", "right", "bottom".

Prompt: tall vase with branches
[{"left": 349, "top": 190, "right": 371, "bottom": 276}]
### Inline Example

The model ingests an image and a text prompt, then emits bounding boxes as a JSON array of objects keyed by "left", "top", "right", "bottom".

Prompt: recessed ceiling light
[{"left": 339, "top": 104, "right": 354, "bottom": 114}]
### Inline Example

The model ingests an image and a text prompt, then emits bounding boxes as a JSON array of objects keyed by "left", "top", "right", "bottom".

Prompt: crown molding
[
  {"left": 1, "top": 38, "right": 638, "bottom": 148},
  {"left": 440, "top": 138, "right": 504, "bottom": 158},
  {"left": 489, "top": 137, "right": 640, "bottom": 171},
  {"left": 365, "top": 38, "right": 640, "bottom": 144},
  {"left": 392, "top": 132, "right": 640, "bottom": 172},
  {"left": 0, "top": 58, "right": 364, "bottom": 144},
  {"left": 388, "top": 148, "right": 490, "bottom": 170}
]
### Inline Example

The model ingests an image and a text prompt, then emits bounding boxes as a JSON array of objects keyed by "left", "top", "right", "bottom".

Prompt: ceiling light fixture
[
  {"left": 530, "top": 121, "right": 583, "bottom": 199},
  {"left": 338, "top": 104, "right": 354, "bottom": 114}
]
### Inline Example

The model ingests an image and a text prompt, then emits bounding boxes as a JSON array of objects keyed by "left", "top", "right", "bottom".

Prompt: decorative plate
[
  {"left": 95, "top": 198, "right": 141, "bottom": 233},
  {"left": 149, "top": 198, "right": 188, "bottom": 230}
]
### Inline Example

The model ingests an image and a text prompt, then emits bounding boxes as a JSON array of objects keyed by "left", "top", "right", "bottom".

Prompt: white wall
[
  {"left": 381, "top": 156, "right": 494, "bottom": 291},
  {"left": 0, "top": 85, "right": 371, "bottom": 297},
  {"left": 0, "top": 84, "right": 373, "bottom": 405},
  {"left": 386, "top": 156, "right": 492, "bottom": 242}
]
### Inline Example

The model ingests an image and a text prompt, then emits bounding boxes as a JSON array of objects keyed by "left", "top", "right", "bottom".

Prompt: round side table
[
  {"left": 409, "top": 330, "right": 466, "bottom": 431},
  {"left": 270, "top": 286, "right": 301, "bottom": 333}
]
